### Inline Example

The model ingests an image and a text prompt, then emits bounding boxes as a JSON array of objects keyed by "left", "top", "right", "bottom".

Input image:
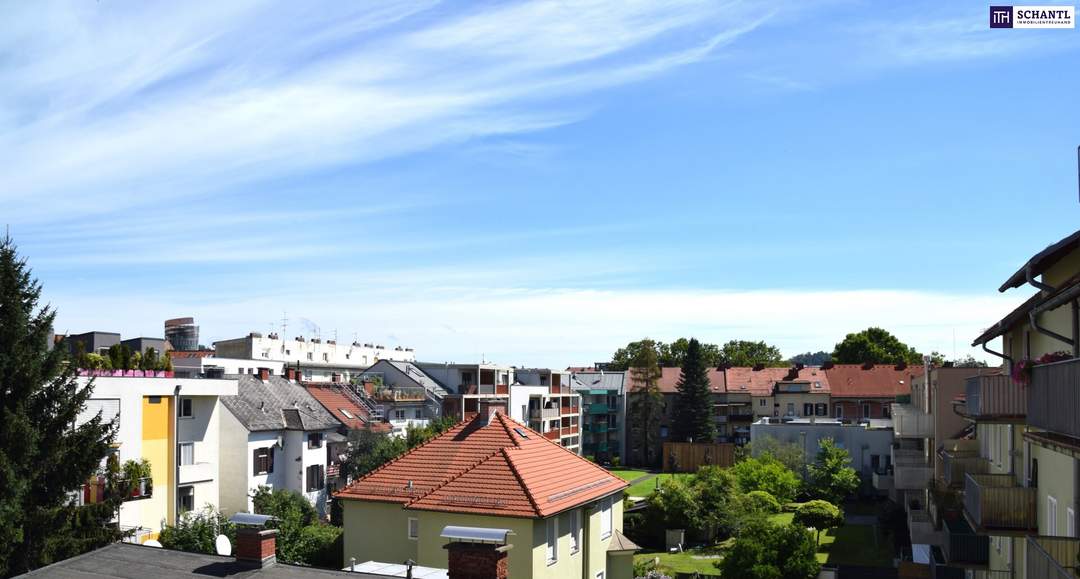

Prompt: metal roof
[
  {"left": 228, "top": 513, "right": 276, "bottom": 526},
  {"left": 439, "top": 526, "right": 514, "bottom": 544},
  {"left": 344, "top": 561, "right": 447, "bottom": 579}
]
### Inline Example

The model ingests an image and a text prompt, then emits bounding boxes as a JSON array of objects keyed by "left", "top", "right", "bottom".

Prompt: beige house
[{"left": 337, "top": 403, "right": 636, "bottom": 579}]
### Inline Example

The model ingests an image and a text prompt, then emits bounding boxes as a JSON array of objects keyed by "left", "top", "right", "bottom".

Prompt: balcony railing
[
  {"left": 940, "top": 450, "right": 989, "bottom": 488},
  {"left": 373, "top": 387, "right": 426, "bottom": 401},
  {"left": 530, "top": 407, "right": 560, "bottom": 420},
  {"left": 872, "top": 471, "right": 893, "bottom": 490},
  {"left": 892, "top": 403, "right": 933, "bottom": 438},
  {"left": 895, "top": 464, "right": 932, "bottom": 490},
  {"left": 963, "top": 473, "right": 1036, "bottom": 531},
  {"left": 965, "top": 374, "right": 1026, "bottom": 420},
  {"left": 460, "top": 384, "right": 510, "bottom": 395},
  {"left": 588, "top": 403, "right": 611, "bottom": 415},
  {"left": 908, "top": 505, "right": 940, "bottom": 545},
  {"left": 1028, "top": 357, "right": 1080, "bottom": 438},
  {"left": 1027, "top": 536, "right": 1080, "bottom": 579},
  {"left": 941, "top": 516, "right": 988, "bottom": 566}
]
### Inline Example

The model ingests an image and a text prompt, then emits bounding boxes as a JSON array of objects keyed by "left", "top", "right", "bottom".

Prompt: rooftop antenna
[{"left": 281, "top": 311, "right": 288, "bottom": 338}]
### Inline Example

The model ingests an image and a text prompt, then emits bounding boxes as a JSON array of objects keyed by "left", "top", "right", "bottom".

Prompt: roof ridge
[
  {"left": 495, "top": 412, "right": 522, "bottom": 447},
  {"left": 501, "top": 446, "right": 542, "bottom": 517},
  {"left": 339, "top": 414, "right": 474, "bottom": 492}
]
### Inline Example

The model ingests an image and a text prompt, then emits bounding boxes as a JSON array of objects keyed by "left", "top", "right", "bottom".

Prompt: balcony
[
  {"left": 872, "top": 471, "right": 893, "bottom": 491},
  {"left": 588, "top": 403, "right": 611, "bottom": 415},
  {"left": 460, "top": 384, "right": 510, "bottom": 395},
  {"left": 965, "top": 374, "right": 1026, "bottom": 421},
  {"left": 893, "top": 447, "right": 931, "bottom": 490},
  {"left": 940, "top": 516, "right": 988, "bottom": 567},
  {"left": 373, "top": 387, "right": 426, "bottom": 402},
  {"left": 963, "top": 473, "right": 1036, "bottom": 532},
  {"left": 892, "top": 403, "right": 933, "bottom": 438},
  {"left": 530, "top": 407, "right": 560, "bottom": 420},
  {"left": 179, "top": 462, "right": 213, "bottom": 484},
  {"left": 1027, "top": 536, "right": 1080, "bottom": 579},
  {"left": 1028, "top": 357, "right": 1080, "bottom": 438},
  {"left": 940, "top": 449, "right": 989, "bottom": 488},
  {"left": 908, "top": 503, "right": 940, "bottom": 545}
]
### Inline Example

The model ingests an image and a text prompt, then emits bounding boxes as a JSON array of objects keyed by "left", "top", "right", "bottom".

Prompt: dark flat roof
[{"left": 16, "top": 543, "right": 365, "bottom": 578}]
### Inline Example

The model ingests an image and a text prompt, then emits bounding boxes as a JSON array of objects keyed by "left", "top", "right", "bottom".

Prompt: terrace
[{"left": 963, "top": 473, "right": 1036, "bottom": 532}]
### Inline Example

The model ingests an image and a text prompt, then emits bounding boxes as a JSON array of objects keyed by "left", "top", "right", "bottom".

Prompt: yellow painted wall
[
  {"left": 141, "top": 396, "right": 174, "bottom": 530},
  {"left": 774, "top": 392, "right": 829, "bottom": 417},
  {"left": 418, "top": 511, "right": 534, "bottom": 578},
  {"left": 342, "top": 501, "right": 418, "bottom": 566},
  {"left": 1033, "top": 444, "right": 1076, "bottom": 536}
]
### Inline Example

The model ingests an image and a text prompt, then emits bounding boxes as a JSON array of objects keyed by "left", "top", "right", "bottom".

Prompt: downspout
[
  {"left": 981, "top": 342, "right": 1013, "bottom": 366},
  {"left": 174, "top": 384, "right": 181, "bottom": 525},
  {"left": 1025, "top": 267, "right": 1076, "bottom": 349}
]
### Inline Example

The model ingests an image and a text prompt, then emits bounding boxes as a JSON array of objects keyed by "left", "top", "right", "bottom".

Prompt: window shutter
[
  {"left": 267, "top": 448, "right": 274, "bottom": 474},
  {"left": 253, "top": 449, "right": 260, "bottom": 475}
]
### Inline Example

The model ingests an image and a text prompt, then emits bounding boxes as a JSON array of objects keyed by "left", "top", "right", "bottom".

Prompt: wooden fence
[{"left": 661, "top": 442, "right": 735, "bottom": 472}]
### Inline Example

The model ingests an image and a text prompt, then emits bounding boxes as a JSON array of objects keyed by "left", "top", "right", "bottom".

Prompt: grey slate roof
[
  {"left": 221, "top": 375, "right": 342, "bottom": 432},
  {"left": 378, "top": 360, "right": 449, "bottom": 397},
  {"left": 16, "top": 543, "right": 373, "bottom": 578},
  {"left": 571, "top": 371, "right": 626, "bottom": 393}
]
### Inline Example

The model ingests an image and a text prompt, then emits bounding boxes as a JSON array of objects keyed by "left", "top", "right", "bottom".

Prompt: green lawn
[
  {"left": 816, "top": 524, "right": 893, "bottom": 566},
  {"left": 634, "top": 547, "right": 723, "bottom": 576},
  {"left": 625, "top": 473, "right": 691, "bottom": 497},
  {"left": 609, "top": 469, "right": 650, "bottom": 482}
]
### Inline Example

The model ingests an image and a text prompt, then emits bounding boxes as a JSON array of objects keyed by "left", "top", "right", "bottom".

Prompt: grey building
[
  {"left": 164, "top": 317, "right": 199, "bottom": 351},
  {"left": 571, "top": 370, "right": 627, "bottom": 464},
  {"left": 121, "top": 337, "right": 168, "bottom": 355},
  {"left": 65, "top": 331, "right": 121, "bottom": 356}
]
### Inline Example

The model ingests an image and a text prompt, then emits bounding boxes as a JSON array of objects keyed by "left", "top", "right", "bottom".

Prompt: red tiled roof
[
  {"left": 336, "top": 412, "right": 627, "bottom": 518},
  {"left": 167, "top": 350, "right": 215, "bottom": 359},
  {"left": 305, "top": 385, "right": 389, "bottom": 432},
  {"left": 655, "top": 367, "right": 726, "bottom": 394},
  {"left": 722, "top": 367, "right": 791, "bottom": 395},
  {"left": 824, "top": 364, "right": 922, "bottom": 399}
]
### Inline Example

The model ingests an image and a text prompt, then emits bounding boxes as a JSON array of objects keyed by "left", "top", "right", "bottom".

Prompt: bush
[
  {"left": 793, "top": 500, "right": 844, "bottom": 544},
  {"left": 295, "top": 524, "right": 343, "bottom": 569},
  {"left": 252, "top": 486, "right": 318, "bottom": 564},
  {"left": 730, "top": 455, "right": 801, "bottom": 503},
  {"left": 716, "top": 521, "right": 820, "bottom": 579},
  {"left": 158, "top": 507, "right": 235, "bottom": 554},
  {"left": 743, "top": 490, "right": 781, "bottom": 514}
]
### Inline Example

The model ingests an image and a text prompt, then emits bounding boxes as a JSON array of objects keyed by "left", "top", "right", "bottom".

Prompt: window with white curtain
[
  {"left": 179, "top": 442, "right": 194, "bottom": 466},
  {"left": 600, "top": 496, "right": 612, "bottom": 539},
  {"left": 546, "top": 517, "right": 558, "bottom": 564}
]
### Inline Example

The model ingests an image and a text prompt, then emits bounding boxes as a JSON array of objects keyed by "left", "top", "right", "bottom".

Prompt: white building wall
[
  {"left": 177, "top": 396, "right": 221, "bottom": 515},
  {"left": 245, "top": 430, "right": 288, "bottom": 512},
  {"left": 509, "top": 384, "right": 548, "bottom": 425}
]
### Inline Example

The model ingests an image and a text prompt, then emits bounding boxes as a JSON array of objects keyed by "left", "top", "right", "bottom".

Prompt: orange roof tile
[
  {"left": 654, "top": 367, "right": 726, "bottom": 394},
  {"left": 336, "top": 412, "right": 626, "bottom": 518},
  {"left": 722, "top": 367, "right": 791, "bottom": 395},
  {"left": 824, "top": 364, "right": 922, "bottom": 399},
  {"left": 304, "top": 385, "right": 388, "bottom": 432}
]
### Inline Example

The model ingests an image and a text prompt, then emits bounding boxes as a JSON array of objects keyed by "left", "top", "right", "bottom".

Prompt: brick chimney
[
  {"left": 445, "top": 542, "right": 510, "bottom": 579},
  {"left": 477, "top": 399, "right": 506, "bottom": 426},
  {"left": 286, "top": 368, "right": 296, "bottom": 382},
  {"left": 257, "top": 367, "right": 270, "bottom": 381},
  {"left": 236, "top": 527, "right": 277, "bottom": 568}
]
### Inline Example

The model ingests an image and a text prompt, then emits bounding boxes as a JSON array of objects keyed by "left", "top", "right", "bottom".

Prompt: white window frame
[
  {"left": 1048, "top": 495, "right": 1059, "bottom": 535},
  {"left": 407, "top": 517, "right": 419, "bottom": 540},
  {"left": 569, "top": 510, "right": 581, "bottom": 554},
  {"left": 600, "top": 496, "right": 613, "bottom": 539},
  {"left": 1068, "top": 507, "right": 1076, "bottom": 538},
  {"left": 546, "top": 517, "right": 558, "bottom": 564},
  {"left": 178, "top": 485, "right": 194, "bottom": 513},
  {"left": 178, "top": 442, "right": 194, "bottom": 466}
]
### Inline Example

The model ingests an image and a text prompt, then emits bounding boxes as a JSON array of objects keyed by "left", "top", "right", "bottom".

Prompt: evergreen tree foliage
[
  {"left": 628, "top": 340, "right": 664, "bottom": 467},
  {"left": 672, "top": 338, "right": 715, "bottom": 443},
  {"left": 0, "top": 235, "right": 122, "bottom": 576}
]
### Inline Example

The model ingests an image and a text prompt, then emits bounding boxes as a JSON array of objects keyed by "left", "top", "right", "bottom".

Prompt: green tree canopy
[
  {"left": 645, "top": 477, "right": 700, "bottom": 531},
  {"left": 716, "top": 521, "right": 820, "bottom": 579},
  {"left": 793, "top": 500, "right": 844, "bottom": 545},
  {"left": 0, "top": 236, "right": 123, "bottom": 575},
  {"left": 831, "top": 327, "right": 924, "bottom": 365},
  {"left": 610, "top": 338, "right": 722, "bottom": 370},
  {"left": 730, "top": 454, "right": 801, "bottom": 504},
  {"left": 629, "top": 340, "right": 664, "bottom": 467},
  {"left": 672, "top": 338, "right": 716, "bottom": 443},
  {"left": 805, "top": 438, "right": 860, "bottom": 505},
  {"left": 718, "top": 340, "right": 786, "bottom": 367},
  {"left": 949, "top": 354, "right": 989, "bottom": 368},
  {"left": 788, "top": 351, "right": 832, "bottom": 366}
]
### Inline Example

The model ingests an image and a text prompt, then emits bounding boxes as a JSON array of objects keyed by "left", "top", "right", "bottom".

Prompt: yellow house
[
  {"left": 337, "top": 406, "right": 637, "bottom": 579},
  {"left": 964, "top": 228, "right": 1080, "bottom": 578}
]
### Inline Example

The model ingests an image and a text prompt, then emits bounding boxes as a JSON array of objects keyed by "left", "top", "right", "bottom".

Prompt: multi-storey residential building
[
  {"left": 956, "top": 229, "right": 1080, "bottom": 579},
  {"left": 825, "top": 363, "right": 922, "bottom": 421},
  {"left": 751, "top": 417, "right": 894, "bottom": 484},
  {"left": 73, "top": 374, "right": 238, "bottom": 543},
  {"left": 218, "top": 371, "right": 343, "bottom": 517},
  {"left": 571, "top": 370, "right": 627, "bottom": 463},
  {"left": 359, "top": 360, "right": 449, "bottom": 433},
  {"left": 169, "top": 350, "right": 285, "bottom": 379},
  {"left": 213, "top": 332, "right": 415, "bottom": 382},
  {"left": 511, "top": 368, "right": 582, "bottom": 454},
  {"left": 337, "top": 403, "right": 637, "bottom": 579},
  {"left": 414, "top": 361, "right": 512, "bottom": 419}
]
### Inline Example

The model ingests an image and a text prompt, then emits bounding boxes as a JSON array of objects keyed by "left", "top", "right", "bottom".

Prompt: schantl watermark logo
[{"left": 991, "top": 5, "right": 1075, "bottom": 28}]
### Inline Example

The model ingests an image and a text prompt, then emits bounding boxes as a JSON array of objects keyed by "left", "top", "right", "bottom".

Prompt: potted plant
[{"left": 121, "top": 459, "right": 153, "bottom": 498}]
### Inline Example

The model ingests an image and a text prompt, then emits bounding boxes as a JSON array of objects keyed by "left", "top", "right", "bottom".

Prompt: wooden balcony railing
[
  {"left": 965, "top": 374, "right": 1027, "bottom": 420},
  {"left": 940, "top": 450, "right": 989, "bottom": 488},
  {"left": 941, "top": 516, "right": 988, "bottom": 566},
  {"left": 1026, "top": 536, "right": 1080, "bottom": 579},
  {"left": 963, "top": 473, "right": 1036, "bottom": 531},
  {"left": 1028, "top": 357, "right": 1080, "bottom": 438}
]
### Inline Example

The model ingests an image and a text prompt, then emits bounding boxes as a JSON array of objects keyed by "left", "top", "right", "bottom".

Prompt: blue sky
[{"left": 4, "top": 0, "right": 1080, "bottom": 367}]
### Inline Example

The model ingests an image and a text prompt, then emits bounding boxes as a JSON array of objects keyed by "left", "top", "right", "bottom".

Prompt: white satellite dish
[
  {"left": 143, "top": 540, "right": 163, "bottom": 548},
  {"left": 215, "top": 534, "right": 232, "bottom": 556}
]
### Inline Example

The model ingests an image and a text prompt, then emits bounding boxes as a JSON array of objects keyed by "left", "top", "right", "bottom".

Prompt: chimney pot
[
  {"left": 236, "top": 527, "right": 277, "bottom": 568},
  {"left": 258, "top": 367, "right": 270, "bottom": 381}
]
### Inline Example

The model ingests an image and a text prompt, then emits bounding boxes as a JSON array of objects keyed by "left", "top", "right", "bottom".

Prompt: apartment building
[
  {"left": 414, "top": 361, "right": 513, "bottom": 419},
  {"left": 512, "top": 368, "right": 582, "bottom": 454},
  {"left": 571, "top": 370, "right": 628, "bottom": 464},
  {"left": 170, "top": 350, "right": 285, "bottom": 379},
  {"left": 360, "top": 360, "right": 449, "bottom": 434},
  {"left": 73, "top": 375, "right": 238, "bottom": 542},
  {"left": 825, "top": 363, "right": 922, "bottom": 421},
  {"left": 218, "top": 372, "right": 344, "bottom": 517},
  {"left": 337, "top": 403, "right": 636, "bottom": 579},
  {"left": 213, "top": 332, "right": 415, "bottom": 382}
]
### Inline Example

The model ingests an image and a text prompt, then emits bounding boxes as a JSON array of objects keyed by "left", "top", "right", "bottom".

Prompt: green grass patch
[
  {"left": 767, "top": 512, "right": 794, "bottom": 526},
  {"left": 609, "top": 469, "right": 651, "bottom": 482},
  {"left": 634, "top": 547, "right": 723, "bottom": 577},
  {"left": 815, "top": 524, "right": 893, "bottom": 566},
  {"left": 625, "top": 473, "right": 692, "bottom": 497}
]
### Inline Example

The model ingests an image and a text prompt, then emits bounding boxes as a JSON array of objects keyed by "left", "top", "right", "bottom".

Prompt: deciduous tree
[
  {"left": 718, "top": 340, "right": 785, "bottom": 367},
  {"left": 793, "top": 500, "right": 844, "bottom": 545},
  {"left": 805, "top": 438, "right": 860, "bottom": 505},
  {"left": 831, "top": 327, "right": 923, "bottom": 365},
  {"left": 716, "top": 521, "right": 820, "bottom": 579}
]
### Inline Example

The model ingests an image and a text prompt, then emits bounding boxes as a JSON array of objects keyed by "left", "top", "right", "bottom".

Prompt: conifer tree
[
  {"left": 629, "top": 340, "right": 664, "bottom": 467},
  {"left": 673, "top": 338, "right": 716, "bottom": 443},
  {"left": 0, "top": 235, "right": 122, "bottom": 575}
]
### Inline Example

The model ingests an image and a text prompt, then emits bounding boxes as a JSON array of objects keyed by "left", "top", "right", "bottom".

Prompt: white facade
[
  {"left": 213, "top": 333, "right": 415, "bottom": 382},
  {"left": 76, "top": 376, "right": 237, "bottom": 537},
  {"left": 172, "top": 355, "right": 284, "bottom": 379}
]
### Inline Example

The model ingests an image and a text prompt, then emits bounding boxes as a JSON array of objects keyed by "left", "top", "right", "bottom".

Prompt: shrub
[
  {"left": 793, "top": 500, "right": 844, "bottom": 544},
  {"left": 743, "top": 490, "right": 781, "bottom": 514},
  {"left": 294, "top": 524, "right": 343, "bottom": 569},
  {"left": 158, "top": 507, "right": 235, "bottom": 554},
  {"left": 730, "top": 455, "right": 801, "bottom": 503},
  {"left": 716, "top": 521, "right": 820, "bottom": 579}
]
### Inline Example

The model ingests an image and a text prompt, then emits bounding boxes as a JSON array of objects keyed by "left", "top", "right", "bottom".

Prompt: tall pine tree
[
  {"left": 0, "top": 235, "right": 122, "bottom": 576},
  {"left": 673, "top": 338, "right": 716, "bottom": 443},
  {"left": 629, "top": 339, "right": 664, "bottom": 467}
]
